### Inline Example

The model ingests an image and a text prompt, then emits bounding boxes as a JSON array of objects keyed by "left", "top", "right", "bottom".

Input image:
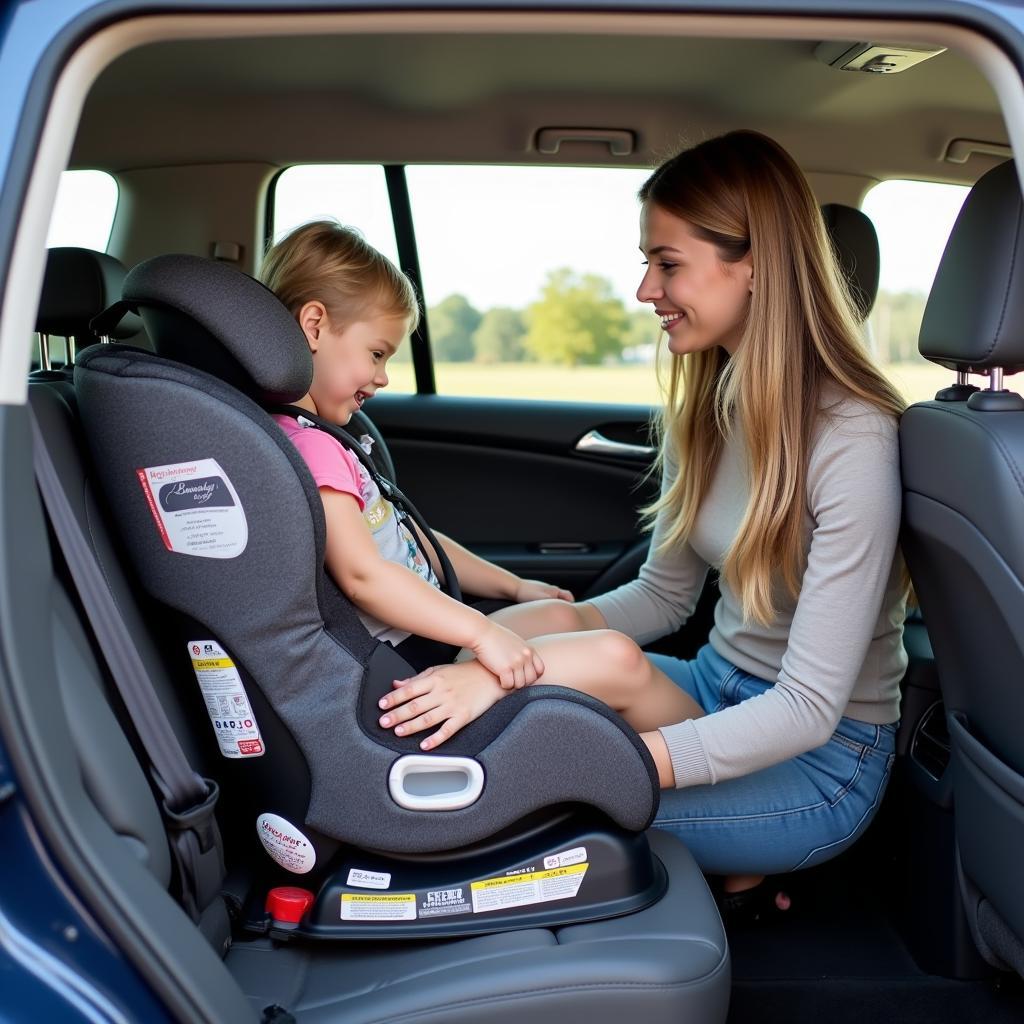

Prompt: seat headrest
[
  {"left": 919, "top": 159, "right": 1024, "bottom": 373},
  {"left": 36, "top": 247, "right": 142, "bottom": 339},
  {"left": 821, "top": 203, "right": 880, "bottom": 321},
  {"left": 106, "top": 253, "right": 312, "bottom": 405}
]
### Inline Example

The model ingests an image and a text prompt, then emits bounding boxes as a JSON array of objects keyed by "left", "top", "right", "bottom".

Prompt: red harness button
[{"left": 265, "top": 886, "right": 314, "bottom": 923}]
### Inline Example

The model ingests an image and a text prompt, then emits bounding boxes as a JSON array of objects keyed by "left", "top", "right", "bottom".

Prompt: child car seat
[{"left": 75, "top": 253, "right": 665, "bottom": 940}]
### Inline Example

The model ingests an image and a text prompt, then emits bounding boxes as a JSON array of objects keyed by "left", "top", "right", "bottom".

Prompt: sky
[{"left": 49, "top": 166, "right": 970, "bottom": 310}]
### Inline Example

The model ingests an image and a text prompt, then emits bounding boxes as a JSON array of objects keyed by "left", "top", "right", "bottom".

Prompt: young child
[{"left": 259, "top": 221, "right": 699, "bottom": 759}]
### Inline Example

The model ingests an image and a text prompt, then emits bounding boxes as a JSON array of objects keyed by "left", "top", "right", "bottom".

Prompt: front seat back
[{"left": 899, "top": 158, "right": 1024, "bottom": 974}]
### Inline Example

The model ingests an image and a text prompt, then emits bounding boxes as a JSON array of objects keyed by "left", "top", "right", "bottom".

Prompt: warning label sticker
[
  {"left": 419, "top": 886, "right": 470, "bottom": 918},
  {"left": 341, "top": 894, "right": 417, "bottom": 921},
  {"left": 137, "top": 458, "right": 247, "bottom": 559},
  {"left": 256, "top": 813, "right": 316, "bottom": 874},
  {"left": 470, "top": 863, "right": 588, "bottom": 915},
  {"left": 188, "top": 639, "right": 264, "bottom": 758}
]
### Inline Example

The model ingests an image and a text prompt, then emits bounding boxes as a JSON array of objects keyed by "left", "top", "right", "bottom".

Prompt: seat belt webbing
[{"left": 30, "top": 410, "right": 224, "bottom": 923}]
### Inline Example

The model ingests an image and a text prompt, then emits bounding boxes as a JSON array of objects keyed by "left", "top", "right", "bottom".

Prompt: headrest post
[
  {"left": 37, "top": 333, "right": 51, "bottom": 371},
  {"left": 99, "top": 335, "right": 111, "bottom": 344},
  {"left": 989, "top": 367, "right": 1005, "bottom": 392},
  {"left": 66, "top": 337, "right": 76, "bottom": 365},
  {"left": 957, "top": 370, "right": 970, "bottom": 386}
]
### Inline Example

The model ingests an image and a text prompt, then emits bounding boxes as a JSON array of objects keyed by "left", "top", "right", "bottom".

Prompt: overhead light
[{"left": 814, "top": 41, "right": 946, "bottom": 74}]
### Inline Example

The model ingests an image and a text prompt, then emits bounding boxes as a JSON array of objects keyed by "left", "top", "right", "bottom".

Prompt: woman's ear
[
  {"left": 742, "top": 251, "right": 754, "bottom": 294},
  {"left": 297, "top": 300, "right": 326, "bottom": 352}
]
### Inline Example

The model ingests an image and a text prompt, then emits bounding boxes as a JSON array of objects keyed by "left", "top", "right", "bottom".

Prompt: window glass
[
  {"left": 46, "top": 170, "right": 118, "bottom": 251},
  {"left": 271, "top": 165, "right": 413, "bottom": 391},
  {"left": 406, "top": 165, "right": 660, "bottom": 403},
  {"left": 861, "top": 179, "right": 972, "bottom": 404}
]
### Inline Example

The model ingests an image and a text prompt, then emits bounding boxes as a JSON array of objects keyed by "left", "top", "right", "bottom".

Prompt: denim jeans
[{"left": 648, "top": 644, "right": 896, "bottom": 876}]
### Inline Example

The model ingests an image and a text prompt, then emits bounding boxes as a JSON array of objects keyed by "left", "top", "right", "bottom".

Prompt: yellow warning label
[
  {"left": 341, "top": 893, "right": 416, "bottom": 921},
  {"left": 470, "top": 863, "right": 588, "bottom": 914},
  {"left": 192, "top": 657, "right": 234, "bottom": 670}
]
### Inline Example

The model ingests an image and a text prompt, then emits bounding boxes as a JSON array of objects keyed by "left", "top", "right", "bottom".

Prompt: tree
[
  {"left": 524, "top": 269, "right": 629, "bottom": 366},
  {"left": 428, "top": 294, "right": 481, "bottom": 362},
  {"left": 473, "top": 307, "right": 527, "bottom": 364},
  {"left": 869, "top": 289, "right": 929, "bottom": 365}
]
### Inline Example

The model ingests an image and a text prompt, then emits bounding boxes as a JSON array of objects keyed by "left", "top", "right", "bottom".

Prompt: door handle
[{"left": 574, "top": 430, "right": 656, "bottom": 461}]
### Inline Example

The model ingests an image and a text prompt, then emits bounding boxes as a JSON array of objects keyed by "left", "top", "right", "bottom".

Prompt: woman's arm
[
  {"left": 321, "top": 489, "right": 543, "bottom": 687},
  {"left": 659, "top": 411, "right": 903, "bottom": 788}
]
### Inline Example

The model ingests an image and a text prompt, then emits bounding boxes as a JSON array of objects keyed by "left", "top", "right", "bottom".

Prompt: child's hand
[
  {"left": 513, "top": 578, "right": 575, "bottom": 603},
  {"left": 378, "top": 662, "right": 505, "bottom": 750},
  {"left": 471, "top": 621, "right": 544, "bottom": 689}
]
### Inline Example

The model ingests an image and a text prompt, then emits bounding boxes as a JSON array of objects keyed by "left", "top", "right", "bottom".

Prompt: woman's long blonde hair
[{"left": 643, "top": 131, "right": 905, "bottom": 626}]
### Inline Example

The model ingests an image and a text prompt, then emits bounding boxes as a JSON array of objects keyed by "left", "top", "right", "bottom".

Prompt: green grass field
[{"left": 387, "top": 360, "right": 971, "bottom": 407}]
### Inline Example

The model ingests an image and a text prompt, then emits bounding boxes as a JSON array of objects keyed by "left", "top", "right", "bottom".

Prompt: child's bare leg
[{"left": 528, "top": 630, "right": 704, "bottom": 732}]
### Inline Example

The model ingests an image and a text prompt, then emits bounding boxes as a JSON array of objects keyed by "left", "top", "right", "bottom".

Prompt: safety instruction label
[
  {"left": 188, "top": 639, "right": 264, "bottom": 758},
  {"left": 470, "top": 863, "right": 588, "bottom": 915},
  {"left": 137, "top": 458, "right": 247, "bottom": 559},
  {"left": 341, "top": 894, "right": 417, "bottom": 921}
]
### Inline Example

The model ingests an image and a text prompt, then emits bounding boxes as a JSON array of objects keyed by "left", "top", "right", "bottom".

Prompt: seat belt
[
  {"left": 29, "top": 410, "right": 226, "bottom": 928},
  {"left": 274, "top": 404, "right": 462, "bottom": 602}
]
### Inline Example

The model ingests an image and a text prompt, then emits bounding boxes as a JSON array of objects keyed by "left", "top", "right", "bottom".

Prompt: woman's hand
[
  {"left": 378, "top": 662, "right": 506, "bottom": 750},
  {"left": 513, "top": 578, "right": 575, "bottom": 603},
  {"left": 470, "top": 621, "right": 544, "bottom": 689}
]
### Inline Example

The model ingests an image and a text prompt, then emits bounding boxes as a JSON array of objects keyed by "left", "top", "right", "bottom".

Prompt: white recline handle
[{"left": 388, "top": 755, "right": 485, "bottom": 811}]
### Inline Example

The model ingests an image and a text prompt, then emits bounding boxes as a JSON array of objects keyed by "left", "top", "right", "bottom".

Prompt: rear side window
[
  {"left": 46, "top": 170, "right": 118, "bottom": 251},
  {"left": 861, "top": 179, "right": 971, "bottom": 404},
  {"left": 406, "top": 165, "right": 657, "bottom": 403},
  {"left": 269, "top": 164, "right": 412, "bottom": 390}
]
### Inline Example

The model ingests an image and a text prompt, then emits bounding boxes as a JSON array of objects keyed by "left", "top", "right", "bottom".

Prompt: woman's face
[{"left": 637, "top": 202, "right": 753, "bottom": 357}]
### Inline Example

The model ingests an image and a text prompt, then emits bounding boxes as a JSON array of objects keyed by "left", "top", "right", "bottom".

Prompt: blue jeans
[{"left": 649, "top": 644, "right": 896, "bottom": 876}]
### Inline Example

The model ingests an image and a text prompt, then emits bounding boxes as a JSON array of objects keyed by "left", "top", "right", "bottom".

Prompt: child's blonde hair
[{"left": 259, "top": 220, "right": 420, "bottom": 332}]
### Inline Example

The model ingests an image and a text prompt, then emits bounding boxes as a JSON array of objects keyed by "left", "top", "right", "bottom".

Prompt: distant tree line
[{"left": 400, "top": 271, "right": 932, "bottom": 368}]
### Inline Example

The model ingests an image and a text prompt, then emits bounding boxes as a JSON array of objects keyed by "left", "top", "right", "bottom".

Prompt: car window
[
  {"left": 406, "top": 165, "right": 659, "bottom": 403},
  {"left": 46, "top": 169, "right": 118, "bottom": 251},
  {"left": 269, "top": 164, "right": 415, "bottom": 391},
  {"left": 861, "top": 179, "right": 972, "bottom": 404}
]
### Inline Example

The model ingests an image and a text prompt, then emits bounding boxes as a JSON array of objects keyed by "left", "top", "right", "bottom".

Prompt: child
[{"left": 259, "top": 221, "right": 701, "bottom": 757}]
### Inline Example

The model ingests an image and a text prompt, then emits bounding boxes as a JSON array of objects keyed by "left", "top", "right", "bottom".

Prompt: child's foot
[{"left": 715, "top": 876, "right": 792, "bottom": 924}]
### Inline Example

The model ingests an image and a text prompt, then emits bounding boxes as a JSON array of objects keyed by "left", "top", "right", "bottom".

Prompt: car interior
[{"left": 7, "top": 7, "right": 1024, "bottom": 1023}]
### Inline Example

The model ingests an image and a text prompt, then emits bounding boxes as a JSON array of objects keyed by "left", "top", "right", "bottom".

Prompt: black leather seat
[{"left": 900, "top": 157, "right": 1024, "bottom": 977}]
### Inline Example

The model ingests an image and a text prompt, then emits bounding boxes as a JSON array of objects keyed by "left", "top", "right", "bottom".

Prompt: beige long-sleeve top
[{"left": 590, "top": 393, "right": 907, "bottom": 789}]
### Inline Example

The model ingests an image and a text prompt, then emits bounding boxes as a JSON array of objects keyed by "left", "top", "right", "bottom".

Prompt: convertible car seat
[
  {"left": 74, "top": 253, "right": 669, "bottom": 941},
  {"left": 899, "top": 157, "right": 1024, "bottom": 976},
  {"left": 28, "top": 248, "right": 731, "bottom": 1021}
]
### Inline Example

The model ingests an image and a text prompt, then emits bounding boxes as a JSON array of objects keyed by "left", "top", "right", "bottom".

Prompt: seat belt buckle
[{"left": 162, "top": 777, "right": 221, "bottom": 854}]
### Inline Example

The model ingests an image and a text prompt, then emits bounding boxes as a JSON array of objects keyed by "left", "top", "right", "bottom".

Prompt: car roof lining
[{"left": 2, "top": 9, "right": 1023, "bottom": 406}]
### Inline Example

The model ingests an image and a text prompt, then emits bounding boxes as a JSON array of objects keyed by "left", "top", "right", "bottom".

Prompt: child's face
[{"left": 306, "top": 309, "right": 408, "bottom": 424}]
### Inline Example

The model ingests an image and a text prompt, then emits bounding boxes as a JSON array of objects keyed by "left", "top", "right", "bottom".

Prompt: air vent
[
  {"left": 815, "top": 41, "right": 946, "bottom": 74},
  {"left": 910, "top": 700, "right": 951, "bottom": 781}
]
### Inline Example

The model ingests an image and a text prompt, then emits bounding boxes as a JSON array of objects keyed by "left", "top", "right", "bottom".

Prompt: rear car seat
[{"left": 28, "top": 248, "right": 731, "bottom": 1021}]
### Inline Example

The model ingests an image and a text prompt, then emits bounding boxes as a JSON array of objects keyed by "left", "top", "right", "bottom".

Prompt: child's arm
[
  {"left": 322, "top": 490, "right": 544, "bottom": 687},
  {"left": 432, "top": 531, "right": 574, "bottom": 603}
]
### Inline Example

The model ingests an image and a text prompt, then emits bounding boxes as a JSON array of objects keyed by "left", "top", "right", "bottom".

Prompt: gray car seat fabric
[
  {"left": 900, "top": 157, "right": 1024, "bottom": 975},
  {"left": 74, "top": 254, "right": 660, "bottom": 857}
]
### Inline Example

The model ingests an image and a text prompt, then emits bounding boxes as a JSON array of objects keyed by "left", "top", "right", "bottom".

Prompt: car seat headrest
[
  {"left": 37, "top": 247, "right": 142, "bottom": 340},
  {"left": 821, "top": 203, "right": 880, "bottom": 321},
  {"left": 99, "top": 253, "right": 312, "bottom": 405},
  {"left": 919, "top": 159, "right": 1024, "bottom": 373}
]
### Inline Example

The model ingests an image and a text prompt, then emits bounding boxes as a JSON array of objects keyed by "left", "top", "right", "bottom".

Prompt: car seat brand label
[
  {"left": 137, "top": 458, "right": 247, "bottom": 558},
  {"left": 346, "top": 868, "right": 391, "bottom": 889},
  {"left": 256, "top": 813, "right": 316, "bottom": 874},
  {"left": 419, "top": 886, "right": 469, "bottom": 918},
  {"left": 187, "top": 639, "right": 264, "bottom": 759},
  {"left": 543, "top": 845, "right": 587, "bottom": 869},
  {"left": 470, "top": 863, "right": 588, "bottom": 914},
  {"left": 340, "top": 893, "right": 416, "bottom": 921}
]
